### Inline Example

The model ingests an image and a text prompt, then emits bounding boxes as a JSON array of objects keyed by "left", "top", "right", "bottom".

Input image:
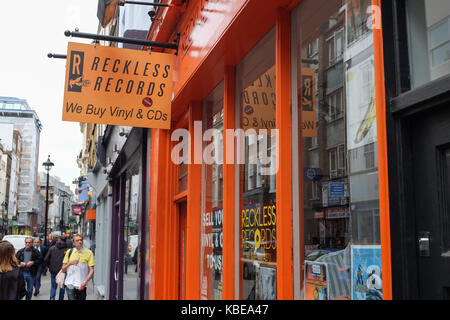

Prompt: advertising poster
[
  {"left": 351, "top": 245, "right": 382, "bottom": 300},
  {"left": 304, "top": 261, "right": 328, "bottom": 300},
  {"left": 200, "top": 208, "right": 223, "bottom": 300},
  {"left": 345, "top": 54, "right": 377, "bottom": 151}
]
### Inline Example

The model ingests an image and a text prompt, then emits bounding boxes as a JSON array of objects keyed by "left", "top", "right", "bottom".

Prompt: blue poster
[{"left": 351, "top": 245, "right": 382, "bottom": 300}]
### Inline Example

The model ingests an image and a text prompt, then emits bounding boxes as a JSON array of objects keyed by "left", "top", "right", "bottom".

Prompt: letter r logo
[{"left": 68, "top": 50, "right": 84, "bottom": 92}]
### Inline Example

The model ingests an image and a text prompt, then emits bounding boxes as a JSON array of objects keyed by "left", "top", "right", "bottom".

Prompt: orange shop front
[{"left": 146, "top": 0, "right": 390, "bottom": 300}]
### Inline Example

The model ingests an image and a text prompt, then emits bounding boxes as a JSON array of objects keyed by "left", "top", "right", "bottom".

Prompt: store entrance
[
  {"left": 178, "top": 201, "right": 187, "bottom": 299},
  {"left": 410, "top": 105, "right": 450, "bottom": 299}
]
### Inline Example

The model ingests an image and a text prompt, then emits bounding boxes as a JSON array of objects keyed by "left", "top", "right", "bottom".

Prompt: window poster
[
  {"left": 305, "top": 261, "right": 329, "bottom": 300},
  {"left": 255, "top": 266, "right": 276, "bottom": 300},
  {"left": 345, "top": 54, "right": 377, "bottom": 151},
  {"left": 351, "top": 245, "right": 382, "bottom": 300}
]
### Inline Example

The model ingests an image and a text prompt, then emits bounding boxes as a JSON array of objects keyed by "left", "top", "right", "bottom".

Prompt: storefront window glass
[
  {"left": 200, "top": 82, "right": 224, "bottom": 300},
  {"left": 293, "top": 0, "right": 382, "bottom": 300},
  {"left": 237, "top": 28, "right": 277, "bottom": 300},
  {"left": 406, "top": 0, "right": 450, "bottom": 88},
  {"left": 123, "top": 159, "right": 141, "bottom": 299}
]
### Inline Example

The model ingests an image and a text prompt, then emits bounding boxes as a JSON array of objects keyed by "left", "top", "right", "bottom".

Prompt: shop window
[
  {"left": 293, "top": 0, "right": 382, "bottom": 300},
  {"left": 236, "top": 28, "right": 277, "bottom": 300},
  {"left": 406, "top": 0, "right": 450, "bottom": 88},
  {"left": 200, "top": 81, "right": 224, "bottom": 300}
]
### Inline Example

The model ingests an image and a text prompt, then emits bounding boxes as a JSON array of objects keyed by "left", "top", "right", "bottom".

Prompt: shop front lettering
[{"left": 242, "top": 204, "right": 276, "bottom": 251}]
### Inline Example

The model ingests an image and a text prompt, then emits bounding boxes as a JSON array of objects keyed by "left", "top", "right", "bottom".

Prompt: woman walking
[{"left": 0, "top": 240, "right": 27, "bottom": 300}]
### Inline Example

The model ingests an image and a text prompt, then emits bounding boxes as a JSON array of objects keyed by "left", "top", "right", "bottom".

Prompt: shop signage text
[{"left": 63, "top": 42, "right": 174, "bottom": 129}]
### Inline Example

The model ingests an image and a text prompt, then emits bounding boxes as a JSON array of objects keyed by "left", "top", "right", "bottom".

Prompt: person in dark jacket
[
  {"left": 16, "top": 237, "right": 42, "bottom": 300},
  {"left": 0, "top": 240, "right": 27, "bottom": 300},
  {"left": 44, "top": 236, "right": 69, "bottom": 300},
  {"left": 32, "top": 237, "right": 48, "bottom": 296}
]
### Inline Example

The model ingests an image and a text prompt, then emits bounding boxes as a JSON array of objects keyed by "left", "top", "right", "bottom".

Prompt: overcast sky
[{"left": 0, "top": 1, "right": 99, "bottom": 190}]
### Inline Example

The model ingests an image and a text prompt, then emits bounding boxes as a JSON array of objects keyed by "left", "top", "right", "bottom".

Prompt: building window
[
  {"left": 327, "top": 28, "right": 344, "bottom": 66},
  {"left": 293, "top": 0, "right": 382, "bottom": 300},
  {"left": 200, "top": 82, "right": 224, "bottom": 300},
  {"left": 327, "top": 88, "right": 344, "bottom": 121},
  {"left": 364, "top": 142, "right": 375, "bottom": 169},
  {"left": 237, "top": 28, "right": 277, "bottom": 300},
  {"left": 406, "top": 0, "right": 450, "bottom": 88}
]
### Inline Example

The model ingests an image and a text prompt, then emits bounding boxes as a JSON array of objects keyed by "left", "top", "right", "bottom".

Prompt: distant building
[
  {"left": 0, "top": 97, "right": 42, "bottom": 234},
  {"left": 38, "top": 172, "right": 74, "bottom": 234}
]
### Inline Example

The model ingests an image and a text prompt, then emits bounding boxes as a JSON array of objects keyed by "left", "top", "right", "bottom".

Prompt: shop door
[
  {"left": 111, "top": 176, "right": 124, "bottom": 300},
  {"left": 178, "top": 201, "right": 187, "bottom": 299},
  {"left": 410, "top": 105, "right": 450, "bottom": 299},
  {"left": 110, "top": 157, "right": 143, "bottom": 300}
]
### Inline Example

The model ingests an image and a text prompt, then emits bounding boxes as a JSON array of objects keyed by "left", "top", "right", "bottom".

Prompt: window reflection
[
  {"left": 123, "top": 161, "right": 141, "bottom": 300},
  {"left": 200, "top": 82, "right": 224, "bottom": 300},
  {"left": 406, "top": 0, "right": 450, "bottom": 88},
  {"left": 294, "top": 0, "right": 382, "bottom": 300},
  {"left": 238, "top": 29, "right": 277, "bottom": 300}
]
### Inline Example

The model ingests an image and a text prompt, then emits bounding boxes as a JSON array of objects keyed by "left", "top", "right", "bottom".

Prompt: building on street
[{"left": 73, "top": 0, "right": 450, "bottom": 300}]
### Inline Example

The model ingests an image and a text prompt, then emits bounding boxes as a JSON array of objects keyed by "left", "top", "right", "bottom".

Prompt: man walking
[
  {"left": 16, "top": 237, "right": 42, "bottom": 300},
  {"left": 44, "top": 235, "right": 69, "bottom": 300},
  {"left": 61, "top": 234, "right": 95, "bottom": 300},
  {"left": 32, "top": 237, "right": 47, "bottom": 296}
]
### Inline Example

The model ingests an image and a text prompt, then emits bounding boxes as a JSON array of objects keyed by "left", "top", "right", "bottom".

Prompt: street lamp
[
  {"left": 1, "top": 201, "right": 7, "bottom": 235},
  {"left": 42, "top": 155, "right": 54, "bottom": 246},
  {"left": 60, "top": 193, "right": 68, "bottom": 233}
]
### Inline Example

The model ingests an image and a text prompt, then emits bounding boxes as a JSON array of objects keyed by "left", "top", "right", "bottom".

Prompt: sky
[{"left": 0, "top": 1, "right": 99, "bottom": 190}]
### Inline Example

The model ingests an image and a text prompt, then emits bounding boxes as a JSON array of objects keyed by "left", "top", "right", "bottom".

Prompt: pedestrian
[
  {"left": 0, "top": 240, "right": 27, "bottom": 300},
  {"left": 44, "top": 235, "right": 69, "bottom": 300},
  {"left": 16, "top": 236, "right": 42, "bottom": 300},
  {"left": 62, "top": 232, "right": 73, "bottom": 248},
  {"left": 32, "top": 237, "right": 47, "bottom": 296},
  {"left": 61, "top": 234, "right": 95, "bottom": 300},
  {"left": 47, "top": 233, "right": 57, "bottom": 248}
]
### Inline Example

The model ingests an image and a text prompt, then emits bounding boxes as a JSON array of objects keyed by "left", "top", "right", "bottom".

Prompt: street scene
[{"left": 1, "top": 0, "right": 450, "bottom": 303}]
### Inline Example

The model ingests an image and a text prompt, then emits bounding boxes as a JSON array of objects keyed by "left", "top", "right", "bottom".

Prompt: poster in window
[
  {"left": 305, "top": 261, "right": 328, "bottom": 300},
  {"left": 345, "top": 54, "right": 376, "bottom": 151},
  {"left": 255, "top": 266, "right": 276, "bottom": 300},
  {"left": 351, "top": 245, "right": 382, "bottom": 300}
]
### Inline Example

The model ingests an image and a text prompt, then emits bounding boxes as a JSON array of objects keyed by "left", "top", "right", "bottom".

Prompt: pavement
[{"left": 29, "top": 271, "right": 96, "bottom": 301}]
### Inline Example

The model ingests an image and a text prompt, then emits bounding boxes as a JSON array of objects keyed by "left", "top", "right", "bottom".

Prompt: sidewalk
[{"left": 31, "top": 272, "right": 96, "bottom": 300}]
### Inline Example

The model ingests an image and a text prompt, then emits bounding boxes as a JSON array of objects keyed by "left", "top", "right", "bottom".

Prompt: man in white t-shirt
[{"left": 61, "top": 234, "right": 95, "bottom": 300}]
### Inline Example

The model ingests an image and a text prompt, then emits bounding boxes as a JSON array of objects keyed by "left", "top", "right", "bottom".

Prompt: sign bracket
[{"left": 64, "top": 30, "right": 180, "bottom": 56}]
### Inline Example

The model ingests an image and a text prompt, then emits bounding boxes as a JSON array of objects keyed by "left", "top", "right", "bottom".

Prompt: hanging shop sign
[
  {"left": 72, "top": 205, "right": 82, "bottom": 216},
  {"left": 301, "top": 68, "right": 317, "bottom": 137},
  {"left": 77, "top": 180, "right": 90, "bottom": 201},
  {"left": 62, "top": 42, "right": 174, "bottom": 129},
  {"left": 87, "top": 209, "right": 96, "bottom": 221}
]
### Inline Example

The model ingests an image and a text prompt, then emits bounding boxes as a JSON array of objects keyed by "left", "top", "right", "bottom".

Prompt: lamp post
[
  {"left": 1, "top": 201, "right": 7, "bottom": 235},
  {"left": 42, "top": 155, "right": 54, "bottom": 246},
  {"left": 60, "top": 193, "right": 68, "bottom": 233}
]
